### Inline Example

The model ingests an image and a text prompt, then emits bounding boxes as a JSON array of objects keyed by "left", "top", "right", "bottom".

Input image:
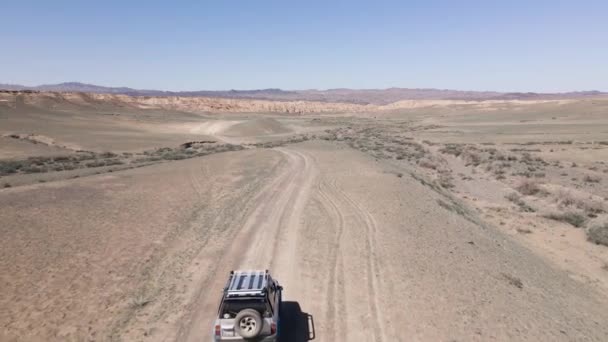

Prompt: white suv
[{"left": 213, "top": 270, "right": 282, "bottom": 341}]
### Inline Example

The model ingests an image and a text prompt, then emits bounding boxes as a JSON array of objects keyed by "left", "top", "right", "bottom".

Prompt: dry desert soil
[{"left": 1, "top": 92, "right": 608, "bottom": 341}]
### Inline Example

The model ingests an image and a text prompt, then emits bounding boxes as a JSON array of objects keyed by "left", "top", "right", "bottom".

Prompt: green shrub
[{"left": 587, "top": 224, "right": 608, "bottom": 246}]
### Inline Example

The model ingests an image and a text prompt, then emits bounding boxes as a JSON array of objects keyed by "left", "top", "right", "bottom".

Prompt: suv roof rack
[{"left": 223, "top": 270, "right": 270, "bottom": 298}]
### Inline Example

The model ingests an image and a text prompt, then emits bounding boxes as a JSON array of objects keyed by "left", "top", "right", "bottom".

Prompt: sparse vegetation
[{"left": 0, "top": 142, "right": 246, "bottom": 177}]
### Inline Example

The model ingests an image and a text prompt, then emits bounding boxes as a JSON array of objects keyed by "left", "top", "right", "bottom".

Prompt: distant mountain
[
  {"left": 1, "top": 82, "right": 605, "bottom": 104},
  {"left": 35, "top": 82, "right": 139, "bottom": 94}
]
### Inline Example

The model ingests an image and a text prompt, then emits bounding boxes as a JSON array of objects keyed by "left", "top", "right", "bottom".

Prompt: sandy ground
[{"left": 1, "top": 94, "right": 608, "bottom": 341}]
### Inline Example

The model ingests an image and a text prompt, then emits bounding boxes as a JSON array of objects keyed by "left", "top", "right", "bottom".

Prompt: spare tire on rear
[{"left": 235, "top": 308, "right": 263, "bottom": 338}]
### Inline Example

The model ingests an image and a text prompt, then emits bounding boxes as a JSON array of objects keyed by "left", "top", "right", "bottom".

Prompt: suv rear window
[{"left": 220, "top": 299, "right": 270, "bottom": 318}]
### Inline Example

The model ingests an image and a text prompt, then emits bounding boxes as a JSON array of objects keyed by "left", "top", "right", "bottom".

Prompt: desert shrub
[
  {"left": 558, "top": 191, "right": 605, "bottom": 215},
  {"left": 439, "top": 144, "right": 464, "bottom": 157},
  {"left": 505, "top": 192, "right": 535, "bottom": 212},
  {"left": 224, "top": 144, "right": 244, "bottom": 151},
  {"left": 583, "top": 174, "right": 601, "bottom": 183},
  {"left": 438, "top": 174, "right": 454, "bottom": 189},
  {"left": 162, "top": 152, "right": 187, "bottom": 160},
  {"left": 22, "top": 165, "right": 44, "bottom": 173},
  {"left": 0, "top": 161, "right": 22, "bottom": 175},
  {"left": 99, "top": 152, "right": 118, "bottom": 158},
  {"left": 418, "top": 158, "right": 438, "bottom": 170},
  {"left": 464, "top": 152, "right": 481, "bottom": 166},
  {"left": 3, "top": 182, "right": 10, "bottom": 188},
  {"left": 52, "top": 155, "right": 71, "bottom": 162},
  {"left": 437, "top": 199, "right": 467, "bottom": 216},
  {"left": 587, "top": 224, "right": 608, "bottom": 246},
  {"left": 544, "top": 212, "right": 586, "bottom": 227},
  {"left": 505, "top": 192, "right": 520, "bottom": 202},
  {"left": 557, "top": 191, "right": 577, "bottom": 207},
  {"left": 85, "top": 160, "right": 107, "bottom": 168},
  {"left": 105, "top": 159, "right": 125, "bottom": 166},
  {"left": 579, "top": 198, "right": 605, "bottom": 215},
  {"left": 26, "top": 156, "right": 52, "bottom": 166},
  {"left": 515, "top": 180, "right": 543, "bottom": 196},
  {"left": 501, "top": 273, "right": 523, "bottom": 289}
]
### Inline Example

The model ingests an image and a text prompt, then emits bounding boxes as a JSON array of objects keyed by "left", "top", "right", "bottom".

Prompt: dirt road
[
  {"left": 2, "top": 140, "right": 608, "bottom": 341},
  {"left": 179, "top": 141, "right": 608, "bottom": 341}
]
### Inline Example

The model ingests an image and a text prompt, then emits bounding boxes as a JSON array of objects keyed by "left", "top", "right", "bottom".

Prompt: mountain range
[{"left": 1, "top": 82, "right": 605, "bottom": 105}]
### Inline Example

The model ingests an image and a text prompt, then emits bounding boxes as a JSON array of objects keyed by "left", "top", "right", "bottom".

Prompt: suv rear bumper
[{"left": 213, "top": 334, "right": 277, "bottom": 342}]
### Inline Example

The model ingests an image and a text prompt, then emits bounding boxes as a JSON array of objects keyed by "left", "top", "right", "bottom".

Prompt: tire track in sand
[
  {"left": 239, "top": 148, "right": 316, "bottom": 270},
  {"left": 323, "top": 178, "right": 387, "bottom": 342},
  {"left": 316, "top": 179, "right": 348, "bottom": 341}
]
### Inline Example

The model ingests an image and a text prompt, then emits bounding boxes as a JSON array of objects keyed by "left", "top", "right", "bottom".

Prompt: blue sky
[{"left": 1, "top": 0, "right": 606, "bottom": 92}]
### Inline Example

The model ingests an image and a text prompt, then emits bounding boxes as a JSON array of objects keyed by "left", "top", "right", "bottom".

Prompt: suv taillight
[
  {"left": 215, "top": 324, "right": 221, "bottom": 336},
  {"left": 271, "top": 322, "right": 277, "bottom": 334}
]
